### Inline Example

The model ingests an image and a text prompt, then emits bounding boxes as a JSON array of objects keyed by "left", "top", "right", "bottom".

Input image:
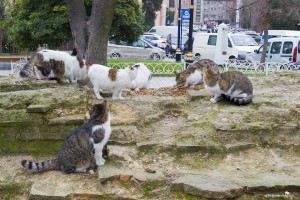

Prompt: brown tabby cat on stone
[
  {"left": 201, "top": 59, "right": 253, "bottom": 105},
  {"left": 21, "top": 100, "right": 111, "bottom": 174}
]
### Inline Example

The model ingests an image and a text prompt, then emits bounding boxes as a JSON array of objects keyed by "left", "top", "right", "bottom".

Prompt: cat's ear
[
  {"left": 102, "top": 100, "right": 108, "bottom": 111},
  {"left": 88, "top": 104, "right": 97, "bottom": 118},
  {"left": 174, "top": 71, "right": 178, "bottom": 75},
  {"left": 133, "top": 64, "right": 140, "bottom": 69}
]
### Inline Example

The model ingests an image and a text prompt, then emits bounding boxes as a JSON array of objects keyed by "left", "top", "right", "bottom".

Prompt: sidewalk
[{"left": 149, "top": 77, "right": 176, "bottom": 89}]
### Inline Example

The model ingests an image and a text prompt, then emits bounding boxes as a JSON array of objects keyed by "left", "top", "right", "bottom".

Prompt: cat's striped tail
[
  {"left": 21, "top": 159, "right": 59, "bottom": 172},
  {"left": 221, "top": 94, "right": 252, "bottom": 106}
]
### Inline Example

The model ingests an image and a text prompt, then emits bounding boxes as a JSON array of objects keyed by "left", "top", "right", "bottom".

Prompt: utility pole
[
  {"left": 175, "top": 0, "right": 182, "bottom": 62},
  {"left": 185, "top": 0, "right": 194, "bottom": 68}
]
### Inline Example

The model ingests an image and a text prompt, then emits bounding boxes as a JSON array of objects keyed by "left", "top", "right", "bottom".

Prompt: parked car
[
  {"left": 164, "top": 34, "right": 189, "bottom": 55},
  {"left": 246, "top": 37, "right": 300, "bottom": 63},
  {"left": 140, "top": 34, "right": 166, "bottom": 49},
  {"left": 108, "top": 38, "right": 166, "bottom": 60},
  {"left": 240, "top": 31, "right": 261, "bottom": 44}
]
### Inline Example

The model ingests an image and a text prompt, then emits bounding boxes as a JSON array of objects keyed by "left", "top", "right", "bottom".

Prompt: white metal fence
[{"left": 5, "top": 57, "right": 300, "bottom": 77}]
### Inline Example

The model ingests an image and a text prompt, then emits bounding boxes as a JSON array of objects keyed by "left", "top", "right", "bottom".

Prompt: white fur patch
[
  {"left": 92, "top": 113, "right": 111, "bottom": 166},
  {"left": 88, "top": 64, "right": 138, "bottom": 100},
  {"left": 130, "top": 63, "right": 152, "bottom": 90},
  {"left": 205, "top": 84, "right": 222, "bottom": 95},
  {"left": 186, "top": 70, "right": 203, "bottom": 86},
  {"left": 35, "top": 50, "right": 87, "bottom": 82}
]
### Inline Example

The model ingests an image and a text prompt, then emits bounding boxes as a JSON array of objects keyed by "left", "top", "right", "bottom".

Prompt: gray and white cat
[
  {"left": 174, "top": 60, "right": 205, "bottom": 88},
  {"left": 21, "top": 100, "right": 111, "bottom": 174},
  {"left": 201, "top": 59, "right": 253, "bottom": 105},
  {"left": 79, "top": 64, "right": 139, "bottom": 100},
  {"left": 20, "top": 49, "right": 87, "bottom": 83}
]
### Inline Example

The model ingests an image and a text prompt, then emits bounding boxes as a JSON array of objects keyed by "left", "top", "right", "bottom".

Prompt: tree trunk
[
  {"left": 260, "top": 27, "right": 268, "bottom": 64},
  {"left": 85, "top": 0, "right": 117, "bottom": 66},
  {"left": 65, "top": 0, "right": 116, "bottom": 66},
  {"left": 65, "top": 0, "right": 88, "bottom": 59}
]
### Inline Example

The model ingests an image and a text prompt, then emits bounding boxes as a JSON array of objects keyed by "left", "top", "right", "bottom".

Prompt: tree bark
[
  {"left": 260, "top": 27, "right": 268, "bottom": 65},
  {"left": 65, "top": 0, "right": 88, "bottom": 59},
  {"left": 66, "top": 0, "right": 116, "bottom": 66},
  {"left": 85, "top": 0, "right": 116, "bottom": 66}
]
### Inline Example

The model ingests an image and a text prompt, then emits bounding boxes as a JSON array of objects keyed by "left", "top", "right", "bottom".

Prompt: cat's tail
[
  {"left": 20, "top": 53, "right": 39, "bottom": 77},
  {"left": 21, "top": 158, "right": 59, "bottom": 172},
  {"left": 221, "top": 94, "right": 252, "bottom": 106}
]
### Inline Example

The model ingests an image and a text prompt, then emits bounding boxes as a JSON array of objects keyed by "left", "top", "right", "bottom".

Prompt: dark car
[{"left": 165, "top": 34, "right": 189, "bottom": 55}]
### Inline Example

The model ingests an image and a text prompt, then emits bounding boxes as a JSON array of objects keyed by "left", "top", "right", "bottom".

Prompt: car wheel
[
  {"left": 151, "top": 53, "right": 160, "bottom": 60},
  {"left": 110, "top": 53, "right": 121, "bottom": 59}
]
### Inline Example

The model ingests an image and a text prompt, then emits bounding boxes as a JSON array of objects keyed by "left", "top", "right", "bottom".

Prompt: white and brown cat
[
  {"left": 78, "top": 64, "right": 139, "bottom": 100},
  {"left": 20, "top": 49, "right": 87, "bottom": 83},
  {"left": 200, "top": 59, "right": 253, "bottom": 105},
  {"left": 21, "top": 100, "right": 111, "bottom": 174}
]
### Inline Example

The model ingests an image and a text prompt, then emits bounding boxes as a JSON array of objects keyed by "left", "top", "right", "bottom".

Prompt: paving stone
[{"left": 171, "top": 174, "right": 243, "bottom": 199}]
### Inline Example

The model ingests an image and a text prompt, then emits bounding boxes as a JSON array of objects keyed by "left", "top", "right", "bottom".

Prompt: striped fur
[
  {"left": 21, "top": 100, "right": 111, "bottom": 174},
  {"left": 201, "top": 59, "right": 253, "bottom": 106},
  {"left": 21, "top": 159, "right": 59, "bottom": 172},
  {"left": 221, "top": 93, "right": 253, "bottom": 105}
]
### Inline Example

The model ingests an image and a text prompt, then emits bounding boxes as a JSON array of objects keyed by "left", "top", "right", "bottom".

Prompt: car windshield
[{"left": 231, "top": 35, "right": 258, "bottom": 46}]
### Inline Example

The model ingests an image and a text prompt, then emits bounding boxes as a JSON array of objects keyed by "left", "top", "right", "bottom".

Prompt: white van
[
  {"left": 148, "top": 26, "right": 179, "bottom": 39},
  {"left": 246, "top": 37, "right": 300, "bottom": 63},
  {"left": 192, "top": 32, "right": 259, "bottom": 60}
]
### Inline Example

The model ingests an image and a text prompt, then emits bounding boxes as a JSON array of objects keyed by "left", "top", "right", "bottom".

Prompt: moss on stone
[
  {"left": 0, "top": 139, "right": 62, "bottom": 155},
  {"left": 0, "top": 183, "right": 31, "bottom": 199}
]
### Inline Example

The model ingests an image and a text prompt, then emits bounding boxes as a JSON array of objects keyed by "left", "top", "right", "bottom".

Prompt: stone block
[
  {"left": 185, "top": 89, "right": 212, "bottom": 101},
  {"left": 27, "top": 105, "right": 49, "bottom": 113}
]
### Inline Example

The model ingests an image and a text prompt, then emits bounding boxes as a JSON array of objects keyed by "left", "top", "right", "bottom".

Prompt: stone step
[{"left": 2, "top": 145, "right": 300, "bottom": 199}]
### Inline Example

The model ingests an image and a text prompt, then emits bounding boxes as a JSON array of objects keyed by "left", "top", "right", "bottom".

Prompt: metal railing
[{"left": 6, "top": 57, "right": 300, "bottom": 77}]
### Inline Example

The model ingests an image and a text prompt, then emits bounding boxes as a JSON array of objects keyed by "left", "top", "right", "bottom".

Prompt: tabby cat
[
  {"left": 174, "top": 59, "right": 216, "bottom": 88},
  {"left": 201, "top": 59, "right": 253, "bottom": 105},
  {"left": 21, "top": 100, "right": 111, "bottom": 174},
  {"left": 175, "top": 66, "right": 202, "bottom": 88}
]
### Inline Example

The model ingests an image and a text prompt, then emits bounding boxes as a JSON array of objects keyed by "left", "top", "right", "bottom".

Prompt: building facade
[{"left": 154, "top": 0, "right": 236, "bottom": 27}]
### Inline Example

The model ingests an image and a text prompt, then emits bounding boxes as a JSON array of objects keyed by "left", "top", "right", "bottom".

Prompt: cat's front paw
[
  {"left": 96, "top": 158, "right": 106, "bottom": 166},
  {"left": 210, "top": 98, "right": 218, "bottom": 103},
  {"left": 96, "top": 95, "right": 104, "bottom": 100}
]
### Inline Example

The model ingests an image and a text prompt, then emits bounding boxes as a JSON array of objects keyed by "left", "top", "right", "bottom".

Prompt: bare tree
[{"left": 65, "top": 0, "right": 117, "bottom": 66}]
